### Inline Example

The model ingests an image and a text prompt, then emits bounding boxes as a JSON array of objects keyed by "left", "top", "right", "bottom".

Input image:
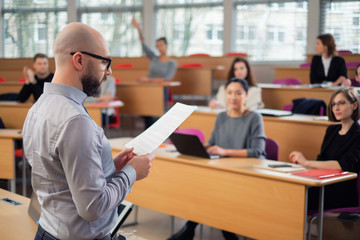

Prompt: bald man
[{"left": 22, "top": 22, "right": 154, "bottom": 240}]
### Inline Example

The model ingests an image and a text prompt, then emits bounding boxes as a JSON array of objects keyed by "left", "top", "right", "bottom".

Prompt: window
[
  {"left": 3, "top": 6, "right": 67, "bottom": 57},
  {"left": 79, "top": 1, "right": 143, "bottom": 57},
  {"left": 235, "top": 1, "right": 308, "bottom": 61},
  {"left": 155, "top": 1, "right": 224, "bottom": 56},
  {"left": 321, "top": 1, "right": 360, "bottom": 53}
]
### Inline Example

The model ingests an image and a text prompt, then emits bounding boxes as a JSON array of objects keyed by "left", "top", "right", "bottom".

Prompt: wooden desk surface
[
  {"left": 274, "top": 67, "right": 356, "bottom": 85},
  {"left": 0, "top": 101, "right": 110, "bottom": 129},
  {"left": 0, "top": 129, "right": 22, "bottom": 180},
  {"left": 179, "top": 107, "right": 333, "bottom": 161},
  {"left": 110, "top": 139, "right": 357, "bottom": 240},
  {"left": 0, "top": 189, "right": 37, "bottom": 239},
  {"left": 260, "top": 83, "right": 336, "bottom": 110}
]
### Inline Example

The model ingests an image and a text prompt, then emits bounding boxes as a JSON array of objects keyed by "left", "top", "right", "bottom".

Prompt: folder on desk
[
  {"left": 256, "top": 109, "right": 292, "bottom": 117},
  {"left": 254, "top": 163, "right": 305, "bottom": 173},
  {"left": 292, "top": 169, "right": 349, "bottom": 179}
]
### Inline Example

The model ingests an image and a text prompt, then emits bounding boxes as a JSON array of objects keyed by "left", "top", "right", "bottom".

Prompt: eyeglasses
[
  {"left": 330, "top": 100, "right": 353, "bottom": 108},
  {"left": 70, "top": 51, "right": 112, "bottom": 70}
]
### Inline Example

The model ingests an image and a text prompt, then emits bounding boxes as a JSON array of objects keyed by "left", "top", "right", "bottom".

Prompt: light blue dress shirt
[{"left": 22, "top": 82, "right": 136, "bottom": 240}]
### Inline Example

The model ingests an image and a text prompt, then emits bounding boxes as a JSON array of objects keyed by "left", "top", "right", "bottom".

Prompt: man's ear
[{"left": 72, "top": 52, "right": 84, "bottom": 71}]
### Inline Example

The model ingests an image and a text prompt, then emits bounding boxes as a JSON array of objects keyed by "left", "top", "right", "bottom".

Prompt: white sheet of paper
[{"left": 125, "top": 102, "right": 198, "bottom": 155}]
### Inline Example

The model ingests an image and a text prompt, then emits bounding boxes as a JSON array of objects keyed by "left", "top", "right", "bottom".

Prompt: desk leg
[
  {"left": 304, "top": 186, "right": 308, "bottom": 240},
  {"left": 317, "top": 186, "right": 324, "bottom": 240},
  {"left": 22, "top": 149, "right": 27, "bottom": 196}
]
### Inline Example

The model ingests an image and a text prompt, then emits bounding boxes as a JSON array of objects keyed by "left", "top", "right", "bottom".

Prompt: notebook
[
  {"left": 292, "top": 169, "right": 349, "bottom": 179},
  {"left": 256, "top": 109, "right": 293, "bottom": 117},
  {"left": 28, "top": 192, "right": 134, "bottom": 239},
  {"left": 254, "top": 162, "right": 306, "bottom": 173},
  {"left": 169, "top": 132, "right": 220, "bottom": 159}
]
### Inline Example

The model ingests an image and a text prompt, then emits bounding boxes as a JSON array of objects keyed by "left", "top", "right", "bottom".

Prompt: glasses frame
[
  {"left": 70, "top": 51, "right": 112, "bottom": 70},
  {"left": 330, "top": 100, "right": 354, "bottom": 108}
]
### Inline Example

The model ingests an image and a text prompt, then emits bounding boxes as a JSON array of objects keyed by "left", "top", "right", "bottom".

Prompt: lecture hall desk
[
  {"left": 0, "top": 101, "right": 119, "bottom": 129},
  {"left": 274, "top": 67, "right": 356, "bottom": 85},
  {"left": 0, "top": 189, "right": 37, "bottom": 239},
  {"left": 110, "top": 138, "right": 357, "bottom": 240},
  {"left": 0, "top": 129, "right": 22, "bottom": 193},
  {"left": 260, "top": 83, "right": 337, "bottom": 110},
  {"left": 179, "top": 107, "right": 333, "bottom": 162},
  {"left": 306, "top": 53, "right": 360, "bottom": 63},
  {"left": 116, "top": 81, "right": 180, "bottom": 116}
]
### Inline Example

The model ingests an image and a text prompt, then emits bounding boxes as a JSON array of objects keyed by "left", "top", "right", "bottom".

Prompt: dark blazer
[
  {"left": 308, "top": 122, "right": 360, "bottom": 210},
  {"left": 310, "top": 55, "right": 347, "bottom": 84}
]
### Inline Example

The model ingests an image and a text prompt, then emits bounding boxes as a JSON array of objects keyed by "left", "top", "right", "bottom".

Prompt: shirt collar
[{"left": 43, "top": 82, "right": 87, "bottom": 104}]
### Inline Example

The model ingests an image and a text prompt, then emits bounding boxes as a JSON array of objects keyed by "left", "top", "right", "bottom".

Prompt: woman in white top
[{"left": 209, "top": 57, "right": 263, "bottom": 110}]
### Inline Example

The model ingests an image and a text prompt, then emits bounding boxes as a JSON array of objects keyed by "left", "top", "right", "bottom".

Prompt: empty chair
[
  {"left": 337, "top": 50, "right": 352, "bottom": 54},
  {"left": 346, "top": 62, "right": 360, "bottom": 68},
  {"left": 273, "top": 78, "right": 301, "bottom": 85},
  {"left": 299, "top": 62, "right": 311, "bottom": 68},
  {"left": 0, "top": 77, "right": 5, "bottom": 82},
  {"left": 180, "top": 63, "right": 204, "bottom": 68},
  {"left": 18, "top": 78, "right": 26, "bottom": 83},
  {"left": 169, "top": 128, "right": 205, "bottom": 144},
  {"left": 114, "top": 63, "right": 135, "bottom": 69},
  {"left": 189, "top": 53, "right": 210, "bottom": 57},
  {"left": 291, "top": 98, "right": 326, "bottom": 116},
  {"left": 225, "top": 52, "right": 247, "bottom": 57},
  {"left": 114, "top": 77, "right": 121, "bottom": 84},
  {"left": 283, "top": 104, "right": 293, "bottom": 111},
  {"left": 265, "top": 138, "right": 279, "bottom": 161}
]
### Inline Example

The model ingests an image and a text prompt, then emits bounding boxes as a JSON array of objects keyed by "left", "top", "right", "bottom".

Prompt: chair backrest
[
  {"left": 180, "top": 63, "right": 204, "bottom": 68},
  {"left": 273, "top": 78, "right": 301, "bottom": 85},
  {"left": 114, "top": 77, "right": 121, "bottom": 84},
  {"left": 299, "top": 62, "right": 311, "bottom": 68},
  {"left": 169, "top": 128, "right": 205, "bottom": 144},
  {"left": 350, "top": 79, "right": 360, "bottom": 87},
  {"left": 346, "top": 62, "right": 360, "bottom": 68},
  {"left": 0, "top": 77, "right": 5, "bottom": 82},
  {"left": 225, "top": 52, "right": 247, "bottom": 57},
  {"left": 291, "top": 98, "right": 327, "bottom": 116},
  {"left": 265, "top": 138, "right": 279, "bottom": 161},
  {"left": 189, "top": 53, "right": 210, "bottom": 57},
  {"left": 282, "top": 104, "right": 293, "bottom": 111},
  {"left": 114, "top": 63, "right": 135, "bottom": 69},
  {"left": 338, "top": 50, "right": 352, "bottom": 54},
  {"left": 18, "top": 78, "right": 26, "bottom": 83}
]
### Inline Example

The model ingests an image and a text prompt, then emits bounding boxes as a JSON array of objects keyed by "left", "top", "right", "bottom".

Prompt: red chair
[
  {"left": 180, "top": 63, "right": 204, "bottom": 68},
  {"left": 189, "top": 53, "right": 210, "bottom": 57},
  {"left": 114, "top": 63, "right": 135, "bottom": 69},
  {"left": 114, "top": 77, "right": 121, "bottom": 84},
  {"left": 107, "top": 107, "right": 121, "bottom": 128},
  {"left": 265, "top": 138, "right": 279, "bottom": 161},
  {"left": 0, "top": 77, "right": 5, "bottom": 82},
  {"left": 18, "top": 78, "right": 26, "bottom": 83},
  {"left": 273, "top": 78, "right": 301, "bottom": 85},
  {"left": 225, "top": 52, "right": 247, "bottom": 57},
  {"left": 299, "top": 62, "right": 311, "bottom": 68}
]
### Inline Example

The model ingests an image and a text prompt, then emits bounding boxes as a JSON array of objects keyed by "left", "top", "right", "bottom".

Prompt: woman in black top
[
  {"left": 290, "top": 87, "right": 360, "bottom": 210},
  {"left": 310, "top": 34, "right": 350, "bottom": 86}
]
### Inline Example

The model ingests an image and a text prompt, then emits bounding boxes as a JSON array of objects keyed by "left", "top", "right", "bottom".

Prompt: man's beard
[{"left": 81, "top": 71, "right": 105, "bottom": 97}]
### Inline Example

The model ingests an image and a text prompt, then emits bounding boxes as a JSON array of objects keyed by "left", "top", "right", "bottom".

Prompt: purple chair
[
  {"left": 299, "top": 62, "right": 311, "bottom": 68},
  {"left": 273, "top": 78, "right": 301, "bottom": 85},
  {"left": 346, "top": 62, "right": 360, "bottom": 68},
  {"left": 265, "top": 138, "right": 279, "bottom": 161},
  {"left": 307, "top": 176, "right": 360, "bottom": 240},
  {"left": 350, "top": 79, "right": 360, "bottom": 87},
  {"left": 169, "top": 128, "right": 205, "bottom": 144},
  {"left": 283, "top": 104, "right": 293, "bottom": 111},
  {"left": 337, "top": 50, "right": 352, "bottom": 54}
]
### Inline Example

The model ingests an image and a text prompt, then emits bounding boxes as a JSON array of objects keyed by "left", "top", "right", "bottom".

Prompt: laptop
[
  {"left": 169, "top": 132, "right": 220, "bottom": 159},
  {"left": 28, "top": 192, "right": 134, "bottom": 239},
  {"left": 256, "top": 108, "right": 292, "bottom": 117}
]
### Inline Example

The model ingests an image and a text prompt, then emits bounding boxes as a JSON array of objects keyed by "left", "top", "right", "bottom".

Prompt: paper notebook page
[{"left": 125, "top": 102, "right": 198, "bottom": 155}]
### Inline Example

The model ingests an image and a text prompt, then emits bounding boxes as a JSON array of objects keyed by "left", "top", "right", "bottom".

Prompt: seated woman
[
  {"left": 209, "top": 57, "right": 263, "bottom": 110},
  {"left": 168, "top": 78, "right": 266, "bottom": 240},
  {"left": 310, "top": 34, "right": 351, "bottom": 86},
  {"left": 290, "top": 87, "right": 360, "bottom": 210}
]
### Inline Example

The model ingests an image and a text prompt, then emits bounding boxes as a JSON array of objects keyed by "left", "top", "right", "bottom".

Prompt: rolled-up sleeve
[{"left": 55, "top": 115, "right": 133, "bottom": 221}]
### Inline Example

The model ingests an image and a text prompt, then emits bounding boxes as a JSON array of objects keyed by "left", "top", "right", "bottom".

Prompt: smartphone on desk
[{"left": 268, "top": 164, "right": 292, "bottom": 168}]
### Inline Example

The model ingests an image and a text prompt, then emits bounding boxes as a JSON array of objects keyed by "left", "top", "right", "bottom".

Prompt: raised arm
[{"left": 131, "top": 17, "right": 144, "bottom": 43}]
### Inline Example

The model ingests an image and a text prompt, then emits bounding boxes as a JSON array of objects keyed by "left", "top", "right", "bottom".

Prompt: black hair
[
  {"left": 156, "top": 37, "right": 168, "bottom": 45},
  {"left": 33, "top": 53, "right": 48, "bottom": 62},
  {"left": 225, "top": 78, "right": 249, "bottom": 93}
]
